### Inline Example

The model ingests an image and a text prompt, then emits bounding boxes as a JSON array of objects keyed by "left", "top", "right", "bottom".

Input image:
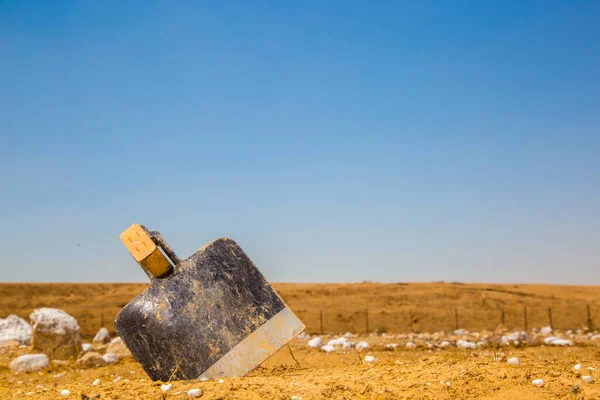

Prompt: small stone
[
  {"left": 60, "top": 389, "right": 71, "bottom": 397},
  {"left": 0, "top": 315, "right": 32, "bottom": 345},
  {"left": 91, "top": 378, "right": 101, "bottom": 386},
  {"left": 307, "top": 337, "right": 322, "bottom": 348},
  {"left": 93, "top": 328, "right": 111, "bottom": 346},
  {"left": 582, "top": 375, "right": 594, "bottom": 383},
  {"left": 102, "top": 352, "right": 119, "bottom": 364},
  {"left": 356, "top": 341, "right": 369, "bottom": 351},
  {"left": 507, "top": 357, "right": 520, "bottom": 366},
  {"left": 532, "top": 379, "right": 544, "bottom": 386},
  {"left": 106, "top": 337, "right": 132, "bottom": 359},
  {"left": 161, "top": 383, "right": 173, "bottom": 392},
  {"left": 364, "top": 355, "right": 377, "bottom": 363},
  {"left": 30, "top": 308, "right": 81, "bottom": 360},
  {"left": 574, "top": 364, "right": 582, "bottom": 371},
  {"left": 187, "top": 388, "right": 203, "bottom": 398},
  {"left": 9, "top": 354, "right": 50, "bottom": 372},
  {"left": 218, "top": 379, "right": 224, "bottom": 383},
  {"left": 54, "top": 372, "right": 66, "bottom": 379},
  {"left": 199, "top": 376, "right": 209, "bottom": 382},
  {"left": 405, "top": 342, "right": 416, "bottom": 349},
  {"left": 320, "top": 345, "right": 335, "bottom": 353},
  {"left": 76, "top": 352, "right": 106, "bottom": 368},
  {"left": 113, "top": 376, "right": 122, "bottom": 383},
  {"left": 81, "top": 343, "right": 93, "bottom": 353}
]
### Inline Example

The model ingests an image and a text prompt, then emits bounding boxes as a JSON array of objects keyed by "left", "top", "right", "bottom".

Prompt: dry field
[
  {"left": 0, "top": 282, "right": 599, "bottom": 337},
  {"left": 1, "top": 282, "right": 600, "bottom": 399}
]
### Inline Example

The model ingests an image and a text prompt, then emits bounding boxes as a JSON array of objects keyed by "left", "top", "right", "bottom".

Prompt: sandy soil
[{"left": 1, "top": 336, "right": 599, "bottom": 399}]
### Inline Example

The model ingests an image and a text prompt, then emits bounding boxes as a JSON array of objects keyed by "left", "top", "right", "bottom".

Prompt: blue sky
[{"left": 1, "top": 1, "right": 598, "bottom": 283}]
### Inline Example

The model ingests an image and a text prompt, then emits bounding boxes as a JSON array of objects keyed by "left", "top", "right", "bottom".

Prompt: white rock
[
  {"left": 582, "top": 375, "right": 594, "bottom": 383},
  {"left": 574, "top": 363, "right": 582, "bottom": 371},
  {"left": 307, "top": 337, "right": 322, "bottom": 348},
  {"left": 81, "top": 343, "right": 93, "bottom": 353},
  {"left": 9, "top": 354, "right": 49, "bottom": 372},
  {"left": 327, "top": 337, "right": 348, "bottom": 346},
  {"left": 113, "top": 376, "right": 121, "bottom": 383},
  {"left": 321, "top": 345, "right": 335, "bottom": 353},
  {"left": 405, "top": 342, "right": 416, "bottom": 349},
  {"left": 91, "top": 379, "right": 101, "bottom": 386},
  {"left": 439, "top": 340, "right": 451, "bottom": 348},
  {"left": 199, "top": 376, "right": 209, "bottom": 382},
  {"left": 544, "top": 337, "right": 573, "bottom": 346},
  {"left": 187, "top": 388, "right": 203, "bottom": 398},
  {"left": 457, "top": 340, "right": 477, "bottom": 349},
  {"left": 446, "top": 381, "right": 452, "bottom": 387},
  {"left": 29, "top": 308, "right": 81, "bottom": 360},
  {"left": 102, "top": 353, "right": 119, "bottom": 364},
  {"left": 453, "top": 329, "right": 466, "bottom": 335},
  {"left": 385, "top": 343, "right": 399, "bottom": 349},
  {"left": 342, "top": 341, "right": 354, "bottom": 350},
  {"left": 507, "top": 357, "right": 520, "bottom": 366},
  {"left": 364, "top": 355, "right": 377, "bottom": 363},
  {"left": 589, "top": 367, "right": 596, "bottom": 371},
  {"left": 60, "top": 389, "right": 71, "bottom": 397},
  {"left": 93, "top": 328, "right": 111, "bottom": 345},
  {"left": 532, "top": 379, "right": 545, "bottom": 386},
  {"left": 356, "top": 341, "right": 370, "bottom": 351},
  {"left": 0, "top": 315, "right": 32, "bottom": 345},
  {"left": 218, "top": 379, "right": 224, "bottom": 383},
  {"left": 540, "top": 326, "right": 553, "bottom": 335},
  {"left": 161, "top": 383, "right": 173, "bottom": 392}
]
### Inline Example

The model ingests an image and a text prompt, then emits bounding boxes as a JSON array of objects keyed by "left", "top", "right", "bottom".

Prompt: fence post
[
  {"left": 319, "top": 309, "right": 323, "bottom": 335},
  {"left": 548, "top": 306, "right": 553, "bottom": 329},
  {"left": 500, "top": 308, "right": 505, "bottom": 326},
  {"left": 588, "top": 304, "right": 593, "bottom": 331},
  {"left": 365, "top": 309, "right": 369, "bottom": 334},
  {"left": 454, "top": 308, "right": 459, "bottom": 331},
  {"left": 524, "top": 307, "right": 528, "bottom": 332},
  {"left": 409, "top": 309, "right": 414, "bottom": 332}
]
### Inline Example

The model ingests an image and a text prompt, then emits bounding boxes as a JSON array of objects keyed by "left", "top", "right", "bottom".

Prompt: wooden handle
[{"left": 120, "top": 223, "right": 172, "bottom": 278}]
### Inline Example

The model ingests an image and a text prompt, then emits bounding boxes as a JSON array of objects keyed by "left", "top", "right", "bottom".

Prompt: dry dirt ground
[
  {"left": 1, "top": 282, "right": 599, "bottom": 337},
  {"left": 1, "top": 283, "right": 600, "bottom": 399},
  {"left": 1, "top": 336, "right": 600, "bottom": 399}
]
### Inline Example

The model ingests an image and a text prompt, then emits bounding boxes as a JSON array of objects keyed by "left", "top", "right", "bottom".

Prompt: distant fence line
[{"left": 292, "top": 305, "right": 596, "bottom": 335}]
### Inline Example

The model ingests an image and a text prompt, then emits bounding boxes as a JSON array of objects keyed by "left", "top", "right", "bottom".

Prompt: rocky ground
[{"left": 1, "top": 325, "right": 600, "bottom": 399}]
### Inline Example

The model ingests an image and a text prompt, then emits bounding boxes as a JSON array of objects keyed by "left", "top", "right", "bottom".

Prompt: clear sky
[{"left": 1, "top": 1, "right": 598, "bottom": 284}]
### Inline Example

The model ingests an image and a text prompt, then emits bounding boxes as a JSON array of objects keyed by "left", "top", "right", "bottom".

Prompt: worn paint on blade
[{"left": 199, "top": 307, "right": 304, "bottom": 379}]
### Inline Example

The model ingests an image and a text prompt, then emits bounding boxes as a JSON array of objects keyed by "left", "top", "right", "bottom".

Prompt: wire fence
[{"left": 294, "top": 304, "right": 597, "bottom": 335}]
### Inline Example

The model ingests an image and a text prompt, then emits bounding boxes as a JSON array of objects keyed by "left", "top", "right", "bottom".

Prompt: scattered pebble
[
  {"left": 199, "top": 376, "right": 209, "bottom": 382},
  {"left": 102, "top": 352, "right": 119, "bottom": 364},
  {"left": 218, "top": 379, "right": 224, "bottom": 384},
  {"left": 589, "top": 367, "right": 596, "bottom": 371},
  {"left": 321, "top": 345, "right": 335, "bottom": 353},
  {"left": 60, "top": 389, "right": 71, "bottom": 398},
  {"left": 307, "top": 337, "right": 322, "bottom": 348},
  {"left": 9, "top": 354, "right": 50, "bottom": 372},
  {"left": 574, "top": 364, "right": 582, "bottom": 371},
  {"left": 582, "top": 376, "right": 594, "bottom": 383},
  {"left": 187, "top": 388, "right": 203, "bottom": 398},
  {"left": 356, "top": 341, "right": 370, "bottom": 351},
  {"left": 113, "top": 376, "right": 122, "bottom": 383},
  {"left": 91, "top": 379, "right": 101, "bottom": 386},
  {"left": 161, "top": 383, "right": 173, "bottom": 392},
  {"left": 53, "top": 372, "right": 67, "bottom": 379},
  {"left": 532, "top": 379, "right": 545, "bottom": 386},
  {"left": 405, "top": 342, "right": 416, "bottom": 349},
  {"left": 507, "top": 357, "right": 520, "bottom": 366},
  {"left": 364, "top": 355, "right": 377, "bottom": 363}
]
